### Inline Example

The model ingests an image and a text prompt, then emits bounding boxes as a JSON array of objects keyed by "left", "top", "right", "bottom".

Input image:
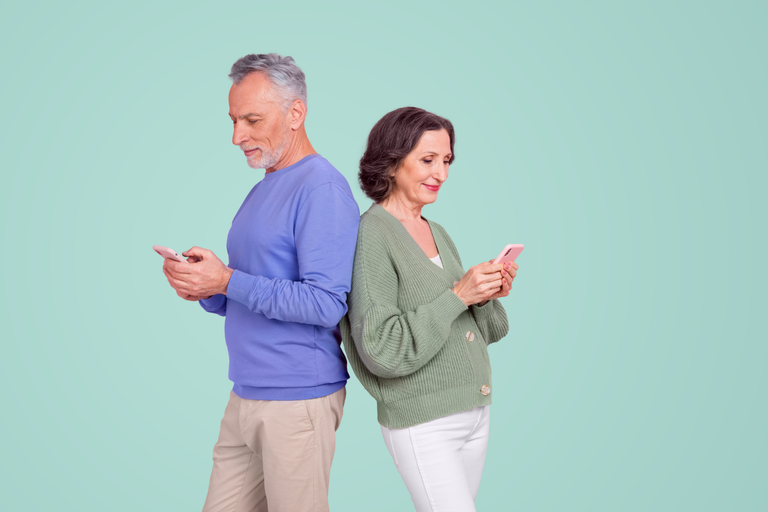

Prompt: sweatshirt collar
[{"left": 262, "top": 153, "right": 322, "bottom": 181}]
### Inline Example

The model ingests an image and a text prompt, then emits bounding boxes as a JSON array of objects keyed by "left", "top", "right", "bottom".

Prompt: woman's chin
[{"left": 421, "top": 193, "right": 439, "bottom": 205}]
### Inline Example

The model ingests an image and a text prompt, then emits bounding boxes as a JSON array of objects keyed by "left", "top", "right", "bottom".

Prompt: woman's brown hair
[{"left": 359, "top": 107, "right": 455, "bottom": 202}]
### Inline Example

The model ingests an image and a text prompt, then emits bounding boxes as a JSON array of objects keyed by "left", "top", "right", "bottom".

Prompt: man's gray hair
[{"left": 229, "top": 53, "right": 307, "bottom": 110}]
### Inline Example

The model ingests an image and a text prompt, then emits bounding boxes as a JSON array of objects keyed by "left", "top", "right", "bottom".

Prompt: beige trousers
[{"left": 202, "top": 388, "right": 346, "bottom": 512}]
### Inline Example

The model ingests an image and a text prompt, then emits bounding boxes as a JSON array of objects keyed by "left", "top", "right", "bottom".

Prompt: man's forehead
[{"left": 229, "top": 72, "right": 278, "bottom": 107}]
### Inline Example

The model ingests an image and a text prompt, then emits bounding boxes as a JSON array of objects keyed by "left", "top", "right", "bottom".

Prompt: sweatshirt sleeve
[
  {"left": 199, "top": 293, "right": 227, "bottom": 316},
  {"left": 348, "top": 220, "right": 468, "bottom": 378},
  {"left": 225, "top": 183, "right": 360, "bottom": 328},
  {"left": 470, "top": 300, "right": 509, "bottom": 345}
]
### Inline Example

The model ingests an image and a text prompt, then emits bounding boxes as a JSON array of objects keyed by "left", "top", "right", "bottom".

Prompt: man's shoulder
[{"left": 297, "top": 155, "right": 353, "bottom": 193}]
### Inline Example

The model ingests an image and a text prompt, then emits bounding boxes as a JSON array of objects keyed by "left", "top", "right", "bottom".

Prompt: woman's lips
[{"left": 423, "top": 184, "right": 440, "bottom": 192}]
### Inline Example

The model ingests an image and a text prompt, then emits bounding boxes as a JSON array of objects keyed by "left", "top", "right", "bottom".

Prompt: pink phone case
[
  {"left": 153, "top": 245, "right": 188, "bottom": 263},
  {"left": 493, "top": 244, "right": 524, "bottom": 264}
]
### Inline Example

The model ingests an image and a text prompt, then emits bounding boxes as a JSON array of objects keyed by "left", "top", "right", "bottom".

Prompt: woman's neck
[{"left": 379, "top": 192, "right": 424, "bottom": 223}]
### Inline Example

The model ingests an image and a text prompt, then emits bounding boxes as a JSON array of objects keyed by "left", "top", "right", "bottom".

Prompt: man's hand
[{"left": 162, "top": 246, "right": 234, "bottom": 300}]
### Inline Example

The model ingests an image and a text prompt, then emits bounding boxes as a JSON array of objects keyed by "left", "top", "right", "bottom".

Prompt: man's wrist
[{"left": 220, "top": 267, "right": 234, "bottom": 295}]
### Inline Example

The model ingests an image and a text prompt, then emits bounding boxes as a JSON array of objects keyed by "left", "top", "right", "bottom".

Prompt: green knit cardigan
[{"left": 341, "top": 204, "right": 509, "bottom": 428}]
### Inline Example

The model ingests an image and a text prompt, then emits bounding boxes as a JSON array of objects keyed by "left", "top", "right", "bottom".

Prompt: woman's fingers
[
  {"left": 480, "top": 262, "right": 504, "bottom": 274},
  {"left": 454, "top": 261, "right": 513, "bottom": 305},
  {"left": 480, "top": 275, "right": 503, "bottom": 295},
  {"left": 471, "top": 264, "right": 503, "bottom": 281}
]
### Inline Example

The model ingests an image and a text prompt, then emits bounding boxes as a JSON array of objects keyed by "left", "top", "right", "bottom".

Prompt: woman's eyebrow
[{"left": 420, "top": 151, "right": 452, "bottom": 158}]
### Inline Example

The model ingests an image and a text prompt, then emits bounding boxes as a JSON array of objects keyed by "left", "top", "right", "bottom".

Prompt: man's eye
[{"left": 247, "top": 119, "right": 258, "bottom": 125}]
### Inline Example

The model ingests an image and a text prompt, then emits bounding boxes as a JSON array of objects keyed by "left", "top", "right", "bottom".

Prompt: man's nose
[{"left": 232, "top": 122, "right": 248, "bottom": 146}]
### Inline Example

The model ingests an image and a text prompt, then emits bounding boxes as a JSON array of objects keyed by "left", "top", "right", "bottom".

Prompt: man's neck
[{"left": 266, "top": 128, "right": 316, "bottom": 173}]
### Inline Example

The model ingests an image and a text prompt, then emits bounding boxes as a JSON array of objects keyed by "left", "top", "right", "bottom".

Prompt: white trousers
[{"left": 380, "top": 406, "right": 490, "bottom": 512}]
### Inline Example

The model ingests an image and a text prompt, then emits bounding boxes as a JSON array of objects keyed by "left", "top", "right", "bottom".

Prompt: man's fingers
[
  {"left": 165, "top": 273, "right": 183, "bottom": 291},
  {"left": 163, "top": 267, "right": 180, "bottom": 284},
  {"left": 164, "top": 267, "right": 194, "bottom": 293},
  {"left": 165, "top": 258, "right": 194, "bottom": 275},
  {"left": 183, "top": 246, "right": 212, "bottom": 259}
]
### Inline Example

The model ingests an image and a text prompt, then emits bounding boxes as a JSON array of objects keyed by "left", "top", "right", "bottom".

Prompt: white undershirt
[{"left": 429, "top": 254, "right": 443, "bottom": 269}]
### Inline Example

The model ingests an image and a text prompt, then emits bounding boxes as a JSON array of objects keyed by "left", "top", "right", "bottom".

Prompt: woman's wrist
[{"left": 452, "top": 287, "right": 472, "bottom": 307}]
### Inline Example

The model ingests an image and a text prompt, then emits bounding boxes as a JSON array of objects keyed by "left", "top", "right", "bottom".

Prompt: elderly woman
[{"left": 341, "top": 107, "right": 518, "bottom": 511}]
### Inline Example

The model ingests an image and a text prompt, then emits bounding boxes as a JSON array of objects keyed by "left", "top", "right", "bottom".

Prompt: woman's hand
[
  {"left": 452, "top": 262, "right": 505, "bottom": 306},
  {"left": 486, "top": 261, "right": 518, "bottom": 301}
]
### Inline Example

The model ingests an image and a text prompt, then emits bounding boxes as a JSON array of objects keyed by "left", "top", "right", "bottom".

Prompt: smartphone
[
  {"left": 493, "top": 244, "right": 524, "bottom": 265},
  {"left": 153, "top": 245, "right": 188, "bottom": 263}
]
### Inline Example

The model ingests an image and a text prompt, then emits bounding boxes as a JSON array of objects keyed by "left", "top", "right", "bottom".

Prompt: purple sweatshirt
[{"left": 200, "top": 154, "right": 360, "bottom": 400}]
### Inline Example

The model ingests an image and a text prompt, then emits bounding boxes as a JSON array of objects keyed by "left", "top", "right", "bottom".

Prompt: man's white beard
[{"left": 243, "top": 129, "right": 291, "bottom": 170}]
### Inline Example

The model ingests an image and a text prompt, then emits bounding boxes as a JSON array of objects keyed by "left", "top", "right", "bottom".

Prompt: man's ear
[{"left": 288, "top": 99, "right": 307, "bottom": 131}]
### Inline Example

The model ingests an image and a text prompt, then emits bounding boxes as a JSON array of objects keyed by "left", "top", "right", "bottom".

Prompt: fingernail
[{"left": 505, "top": 262, "right": 510, "bottom": 270}]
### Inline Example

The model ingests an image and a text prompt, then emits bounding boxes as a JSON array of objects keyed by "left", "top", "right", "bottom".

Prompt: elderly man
[{"left": 162, "top": 53, "right": 359, "bottom": 512}]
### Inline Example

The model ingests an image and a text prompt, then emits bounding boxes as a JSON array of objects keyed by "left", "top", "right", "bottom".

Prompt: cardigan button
[
  {"left": 466, "top": 331, "right": 475, "bottom": 342},
  {"left": 480, "top": 385, "right": 491, "bottom": 396}
]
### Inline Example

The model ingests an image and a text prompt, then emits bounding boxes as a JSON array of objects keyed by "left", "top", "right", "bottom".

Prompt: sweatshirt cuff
[
  {"left": 200, "top": 293, "right": 226, "bottom": 311},
  {"left": 226, "top": 269, "right": 258, "bottom": 308}
]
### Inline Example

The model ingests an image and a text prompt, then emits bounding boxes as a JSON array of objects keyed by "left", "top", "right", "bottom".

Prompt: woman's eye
[{"left": 423, "top": 159, "right": 433, "bottom": 164}]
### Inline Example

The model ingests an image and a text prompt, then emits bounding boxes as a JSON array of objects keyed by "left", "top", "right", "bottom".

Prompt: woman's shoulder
[
  {"left": 359, "top": 207, "right": 388, "bottom": 232},
  {"left": 359, "top": 204, "right": 399, "bottom": 236},
  {"left": 356, "top": 207, "right": 396, "bottom": 253}
]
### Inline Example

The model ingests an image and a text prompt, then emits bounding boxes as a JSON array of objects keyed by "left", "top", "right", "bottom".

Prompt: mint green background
[{"left": 1, "top": 1, "right": 766, "bottom": 510}]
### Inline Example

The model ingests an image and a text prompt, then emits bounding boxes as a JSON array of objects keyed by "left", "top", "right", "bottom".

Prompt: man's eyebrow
[{"left": 236, "top": 112, "right": 262, "bottom": 119}]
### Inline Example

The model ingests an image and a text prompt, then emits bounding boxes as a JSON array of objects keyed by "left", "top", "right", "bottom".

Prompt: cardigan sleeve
[
  {"left": 348, "top": 219, "right": 468, "bottom": 379},
  {"left": 470, "top": 300, "right": 509, "bottom": 345}
]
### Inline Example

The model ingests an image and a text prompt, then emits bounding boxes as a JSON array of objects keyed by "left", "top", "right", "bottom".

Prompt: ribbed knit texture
[{"left": 341, "top": 204, "right": 509, "bottom": 428}]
